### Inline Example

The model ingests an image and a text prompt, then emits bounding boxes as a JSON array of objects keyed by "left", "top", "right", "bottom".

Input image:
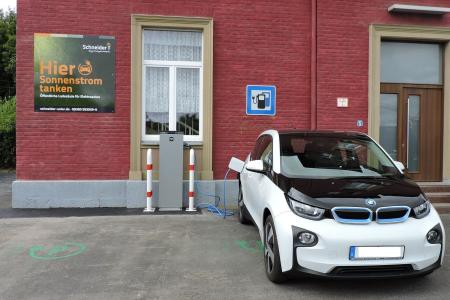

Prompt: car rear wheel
[
  {"left": 264, "top": 215, "right": 286, "bottom": 283},
  {"left": 237, "top": 184, "right": 252, "bottom": 225}
]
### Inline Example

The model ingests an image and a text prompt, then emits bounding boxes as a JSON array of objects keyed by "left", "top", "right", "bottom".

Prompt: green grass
[
  {"left": 0, "top": 96, "right": 16, "bottom": 168},
  {"left": 0, "top": 96, "right": 15, "bottom": 132}
]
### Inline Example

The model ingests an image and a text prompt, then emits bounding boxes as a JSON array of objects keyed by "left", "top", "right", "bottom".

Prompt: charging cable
[{"left": 195, "top": 168, "right": 235, "bottom": 218}]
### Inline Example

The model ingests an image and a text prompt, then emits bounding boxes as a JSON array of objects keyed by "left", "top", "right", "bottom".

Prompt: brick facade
[{"left": 16, "top": 0, "right": 450, "bottom": 180}]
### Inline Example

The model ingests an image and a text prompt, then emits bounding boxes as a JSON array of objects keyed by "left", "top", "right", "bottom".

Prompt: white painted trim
[
  {"left": 169, "top": 66, "right": 176, "bottom": 131},
  {"left": 141, "top": 30, "right": 204, "bottom": 144},
  {"left": 143, "top": 60, "right": 202, "bottom": 67},
  {"left": 388, "top": 4, "right": 450, "bottom": 15}
]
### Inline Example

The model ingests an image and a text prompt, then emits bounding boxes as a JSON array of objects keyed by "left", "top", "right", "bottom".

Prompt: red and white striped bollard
[
  {"left": 144, "top": 148, "right": 156, "bottom": 212},
  {"left": 186, "top": 148, "right": 196, "bottom": 212}
]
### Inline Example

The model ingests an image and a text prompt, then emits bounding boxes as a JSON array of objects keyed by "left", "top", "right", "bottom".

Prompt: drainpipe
[{"left": 310, "top": 0, "right": 317, "bottom": 130}]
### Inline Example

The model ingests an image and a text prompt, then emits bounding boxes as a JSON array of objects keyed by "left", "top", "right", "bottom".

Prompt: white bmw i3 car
[{"left": 236, "top": 130, "right": 445, "bottom": 282}]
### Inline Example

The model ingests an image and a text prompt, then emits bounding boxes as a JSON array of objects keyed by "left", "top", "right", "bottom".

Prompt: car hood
[{"left": 277, "top": 174, "right": 425, "bottom": 210}]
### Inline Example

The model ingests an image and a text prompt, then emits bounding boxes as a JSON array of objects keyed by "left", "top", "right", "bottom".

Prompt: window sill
[{"left": 141, "top": 140, "right": 203, "bottom": 147}]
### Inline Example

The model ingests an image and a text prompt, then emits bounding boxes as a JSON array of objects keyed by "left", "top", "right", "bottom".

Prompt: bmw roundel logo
[{"left": 365, "top": 199, "right": 376, "bottom": 207}]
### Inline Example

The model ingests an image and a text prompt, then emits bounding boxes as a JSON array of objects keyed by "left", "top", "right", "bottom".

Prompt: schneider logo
[{"left": 82, "top": 42, "right": 111, "bottom": 53}]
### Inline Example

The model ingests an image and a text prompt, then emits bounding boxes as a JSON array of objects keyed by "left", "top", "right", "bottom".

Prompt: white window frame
[{"left": 141, "top": 29, "right": 204, "bottom": 144}]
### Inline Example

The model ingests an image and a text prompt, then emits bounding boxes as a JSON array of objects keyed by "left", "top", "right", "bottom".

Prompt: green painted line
[
  {"left": 28, "top": 242, "right": 87, "bottom": 260},
  {"left": 235, "top": 240, "right": 264, "bottom": 254}
]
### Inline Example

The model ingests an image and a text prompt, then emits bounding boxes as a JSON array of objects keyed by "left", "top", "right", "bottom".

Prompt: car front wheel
[{"left": 264, "top": 215, "right": 286, "bottom": 283}]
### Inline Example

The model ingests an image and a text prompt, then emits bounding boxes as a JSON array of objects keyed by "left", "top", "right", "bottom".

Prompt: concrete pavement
[
  {"left": 1, "top": 172, "right": 450, "bottom": 299},
  {"left": 0, "top": 170, "right": 14, "bottom": 209},
  {"left": 0, "top": 212, "right": 449, "bottom": 300}
]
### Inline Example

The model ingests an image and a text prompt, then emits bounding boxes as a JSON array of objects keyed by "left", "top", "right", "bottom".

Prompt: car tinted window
[
  {"left": 260, "top": 141, "right": 273, "bottom": 170},
  {"left": 279, "top": 134, "right": 400, "bottom": 178},
  {"left": 251, "top": 135, "right": 271, "bottom": 161}
]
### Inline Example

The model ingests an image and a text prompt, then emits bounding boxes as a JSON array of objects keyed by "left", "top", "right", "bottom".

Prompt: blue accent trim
[
  {"left": 349, "top": 246, "right": 356, "bottom": 260},
  {"left": 331, "top": 207, "right": 372, "bottom": 224},
  {"left": 376, "top": 206, "right": 411, "bottom": 224}
]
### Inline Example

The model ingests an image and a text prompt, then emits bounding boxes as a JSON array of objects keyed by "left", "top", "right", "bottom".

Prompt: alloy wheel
[{"left": 265, "top": 222, "right": 275, "bottom": 274}]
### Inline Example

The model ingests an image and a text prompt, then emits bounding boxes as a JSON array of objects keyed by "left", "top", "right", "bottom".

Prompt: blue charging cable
[{"left": 195, "top": 168, "right": 235, "bottom": 218}]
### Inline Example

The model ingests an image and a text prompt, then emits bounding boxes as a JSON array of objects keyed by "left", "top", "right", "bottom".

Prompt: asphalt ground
[
  {"left": 0, "top": 211, "right": 449, "bottom": 300},
  {"left": 1, "top": 172, "right": 450, "bottom": 299}
]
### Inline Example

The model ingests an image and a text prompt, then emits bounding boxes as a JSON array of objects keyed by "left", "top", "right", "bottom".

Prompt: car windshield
[{"left": 280, "top": 134, "right": 401, "bottom": 179}]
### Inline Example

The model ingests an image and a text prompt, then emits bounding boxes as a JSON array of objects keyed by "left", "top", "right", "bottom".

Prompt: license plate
[{"left": 349, "top": 246, "right": 404, "bottom": 260}]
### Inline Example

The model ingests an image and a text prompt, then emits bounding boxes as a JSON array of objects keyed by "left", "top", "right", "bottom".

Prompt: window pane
[
  {"left": 176, "top": 68, "right": 200, "bottom": 136},
  {"left": 145, "top": 67, "right": 169, "bottom": 134},
  {"left": 143, "top": 30, "right": 202, "bottom": 62},
  {"left": 381, "top": 42, "right": 442, "bottom": 84},
  {"left": 379, "top": 94, "right": 398, "bottom": 160},
  {"left": 408, "top": 95, "right": 420, "bottom": 172}
]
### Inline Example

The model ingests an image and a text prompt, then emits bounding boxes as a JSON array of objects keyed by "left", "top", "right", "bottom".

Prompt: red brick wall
[
  {"left": 16, "top": 0, "right": 450, "bottom": 180},
  {"left": 316, "top": 0, "right": 450, "bottom": 132}
]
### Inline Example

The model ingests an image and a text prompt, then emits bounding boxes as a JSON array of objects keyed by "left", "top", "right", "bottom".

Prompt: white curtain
[
  {"left": 143, "top": 30, "right": 202, "bottom": 62},
  {"left": 145, "top": 67, "right": 169, "bottom": 123},
  {"left": 176, "top": 68, "right": 199, "bottom": 114},
  {"left": 143, "top": 29, "right": 202, "bottom": 135}
]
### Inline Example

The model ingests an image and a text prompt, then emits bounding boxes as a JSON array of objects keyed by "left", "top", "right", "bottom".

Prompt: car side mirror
[
  {"left": 246, "top": 160, "right": 266, "bottom": 174},
  {"left": 394, "top": 161, "right": 405, "bottom": 172}
]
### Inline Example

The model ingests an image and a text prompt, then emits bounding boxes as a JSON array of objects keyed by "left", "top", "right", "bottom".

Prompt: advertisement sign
[{"left": 34, "top": 33, "right": 115, "bottom": 112}]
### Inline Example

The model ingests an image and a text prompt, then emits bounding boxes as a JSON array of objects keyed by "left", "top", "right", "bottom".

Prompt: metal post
[
  {"left": 144, "top": 149, "right": 155, "bottom": 213},
  {"left": 186, "top": 148, "right": 196, "bottom": 212}
]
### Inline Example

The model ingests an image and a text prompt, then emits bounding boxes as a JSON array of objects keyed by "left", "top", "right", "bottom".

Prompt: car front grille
[
  {"left": 330, "top": 264, "right": 414, "bottom": 277},
  {"left": 331, "top": 206, "right": 411, "bottom": 224},
  {"left": 331, "top": 207, "right": 373, "bottom": 224},
  {"left": 376, "top": 206, "right": 411, "bottom": 224}
]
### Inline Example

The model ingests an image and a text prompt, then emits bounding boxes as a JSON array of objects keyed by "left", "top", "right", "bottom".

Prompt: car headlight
[
  {"left": 426, "top": 224, "right": 443, "bottom": 244},
  {"left": 413, "top": 200, "right": 431, "bottom": 219},
  {"left": 288, "top": 197, "right": 325, "bottom": 220}
]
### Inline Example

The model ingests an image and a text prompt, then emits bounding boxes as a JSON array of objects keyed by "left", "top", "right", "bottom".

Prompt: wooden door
[{"left": 380, "top": 84, "right": 443, "bottom": 181}]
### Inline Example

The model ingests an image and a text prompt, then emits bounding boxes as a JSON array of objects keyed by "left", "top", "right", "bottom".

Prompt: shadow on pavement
[{"left": 0, "top": 207, "right": 204, "bottom": 219}]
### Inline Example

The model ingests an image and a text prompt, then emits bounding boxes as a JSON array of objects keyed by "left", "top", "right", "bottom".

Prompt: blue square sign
[{"left": 246, "top": 85, "right": 276, "bottom": 116}]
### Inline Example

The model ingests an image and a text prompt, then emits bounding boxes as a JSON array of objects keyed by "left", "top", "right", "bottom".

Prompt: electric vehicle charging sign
[{"left": 246, "top": 85, "right": 276, "bottom": 116}]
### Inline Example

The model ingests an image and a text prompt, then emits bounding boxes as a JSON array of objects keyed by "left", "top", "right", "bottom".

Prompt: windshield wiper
[
  {"left": 380, "top": 173, "right": 404, "bottom": 179},
  {"left": 327, "top": 175, "right": 400, "bottom": 180},
  {"left": 326, "top": 176, "right": 380, "bottom": 180}
]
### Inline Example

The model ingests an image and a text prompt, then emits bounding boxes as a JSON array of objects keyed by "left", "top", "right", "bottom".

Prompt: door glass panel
[
  {"left": 407, "top": 95, "right": 420, "bottom": 172},
  {"left": 381, "top": 42, "right": 442, "bottom": 84},
  {"left": 145, "top": 67, "right": 170, "bottom": 134},
  {"left": 379, "top": 94, "right": 398, "bottom": 160}
]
